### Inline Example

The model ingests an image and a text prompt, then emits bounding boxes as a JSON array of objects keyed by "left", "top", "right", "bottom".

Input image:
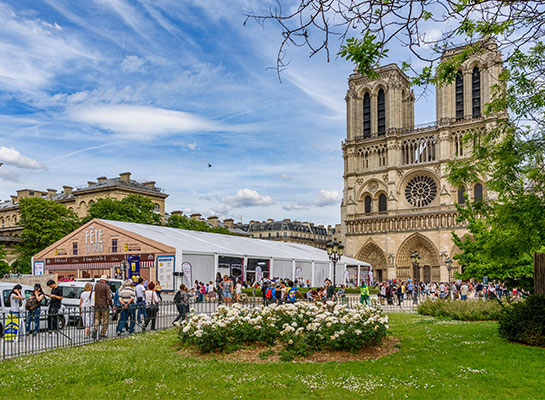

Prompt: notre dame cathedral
[{"left": 340, "top": 43, "right": 502, "bottom": 282}]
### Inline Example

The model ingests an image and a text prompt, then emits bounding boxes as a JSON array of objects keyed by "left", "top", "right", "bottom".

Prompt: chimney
[
  {"left": 63, "top": 186, "right": 73, "bottom": 195},
  {"left": 10, "top": 195, "right": 17, "bottom": 203},
  {"left": 119, "top": 172, "right": 131, "bottom": 182},
  {"left": 97, "top": 176, "right": 107, "bottom": 183},
  {"left": 223, "top": 218, "right": 234, "bottom": 228},
  {"left": 267, "top": 218, "right": 274, "bottom": 223},
  {"left": 47, "top": 188, "right": 57, "bottom": 199},
  {"left": 170, "top": 210, "right": 183, "bottom": 216},
  {"left": 283, "top": 218, "right": 291, "bottom": 222},
  {"left": 190, "top": 213, "right": 201, "bottom": 221},
  {"left": 207, "top": 216, "right": 219, "bottom": 227},
  {"left": 142, "top": 181, "right": 156, "bottom": 189},
  {"left": 87, "top": 181, "right": 96, "bottom": 186}
]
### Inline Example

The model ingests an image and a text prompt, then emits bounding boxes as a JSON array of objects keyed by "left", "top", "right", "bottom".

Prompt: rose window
[{"left": 405, "top": 175, "right": 437, "bottom": 207}]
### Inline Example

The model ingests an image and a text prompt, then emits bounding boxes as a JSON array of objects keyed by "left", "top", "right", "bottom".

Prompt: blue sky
[{"left": 0, "top": 0, "right": 435, "bottom": 225}]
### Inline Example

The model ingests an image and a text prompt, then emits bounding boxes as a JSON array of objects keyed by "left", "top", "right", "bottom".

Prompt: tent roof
[{"left": 100, "top": 219, "right": 370, "bottom": 267}]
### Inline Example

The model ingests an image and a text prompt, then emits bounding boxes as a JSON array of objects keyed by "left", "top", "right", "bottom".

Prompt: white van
[{"left": 0, "top": 282, "right": 67, "bottom": 337}]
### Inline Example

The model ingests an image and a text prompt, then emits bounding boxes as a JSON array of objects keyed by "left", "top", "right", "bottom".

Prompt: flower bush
[{"left": 178, "top": 301, "right": 389, "bottom": 356}]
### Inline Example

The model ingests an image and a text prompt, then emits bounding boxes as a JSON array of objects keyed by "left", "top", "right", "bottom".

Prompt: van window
[
  {"left": 25, "top": 290, "right": 33, "bottom": 300},
  {"left": 61, "top": 286, "right": 85, "bottom": 299},
  {"left": 109, "top": 282, "right": 121, "bottom": 293},
  {"left": 3, "top": 290, "right": 10, "bottom": 307}
]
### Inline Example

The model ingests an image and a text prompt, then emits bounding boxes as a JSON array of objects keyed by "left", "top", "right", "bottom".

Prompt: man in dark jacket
[{"left": 93, "top": 275, "right": 114, "bottom": 339}]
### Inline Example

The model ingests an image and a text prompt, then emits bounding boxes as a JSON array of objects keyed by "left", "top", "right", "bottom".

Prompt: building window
[
  {"left": 72, "top": 242, "right": 78, "bottom": 256},
  {"left": 154, "top": 203, "right": 160, "bottom": 213},
  {"left": 112, "top": 239, "right": 118, "bottom": 253},
  {"left": 405, "top": 175, "right": 438, "bottom": 207},
  {"left": 377, "top": 89, "right": 386, "bottom": 135},
  {"left": 363, "top": 92, "right": 371, "bottom": 138},
  {"left": 364, "top": 196, "right": 372, "bottom": 214},
  {"left": 378, "top": 194, "right": 387, "bottom": 213},
  {"left": 455, "top": 71, "right": 464, "bottom": 120},
  {"left": 474, "top": 183, "right": 483, "bottom": 202},
  {"left": 458, "top": 187, "right": 466, "bottom": 204},
  {"left": 472, "top": 67, "right": 481, "bottom": 118}
]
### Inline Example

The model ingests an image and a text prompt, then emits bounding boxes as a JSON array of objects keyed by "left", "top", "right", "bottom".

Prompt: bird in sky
[{"left": 208, "top": 163, "right": 212, "bottom": 168}]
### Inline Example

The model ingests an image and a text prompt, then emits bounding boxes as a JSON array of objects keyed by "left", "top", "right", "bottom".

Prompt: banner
[
  {"left": 128, "top": 256, "right": 141, "bottom": 284},
  {"left": 5, "top": 314, "right": 20, "bottom": 341},
  {"left": 34, "top": 261, "right": 45, "bottom": 276},
  {"left": 156, "top": 256, "right": 174, "bottom": 291},
  {"left": 182, "top": 262, "right": 192, "bottom": 286}
]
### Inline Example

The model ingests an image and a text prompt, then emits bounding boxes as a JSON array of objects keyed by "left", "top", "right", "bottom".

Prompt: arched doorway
[
  {"left": 396, "top": 233, "right": 440, "bottom": 281},
  {"left": 356, "top": 241, "right": 388, "bottom": 282}
]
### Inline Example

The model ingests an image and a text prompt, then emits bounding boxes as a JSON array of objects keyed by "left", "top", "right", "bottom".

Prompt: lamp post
[
  {"left": 445, "top": 257, "right": 453, "bottom": 282},
  {"left": 410, "top": 250, "right": 420, "bottom": 303},
  {"left": 326, "top": 239, "right": 344, "bottom": 287}
]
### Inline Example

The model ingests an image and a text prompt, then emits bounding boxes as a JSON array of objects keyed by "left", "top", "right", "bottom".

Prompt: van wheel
[{"left": 58, "top": 316, "right": 66, "bottom": 330}]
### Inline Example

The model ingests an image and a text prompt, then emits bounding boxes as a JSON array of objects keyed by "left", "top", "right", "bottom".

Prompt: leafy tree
[
  {"left": 16, "top": 197, "right": 80, "bottom": 273},
  {"left": 0, "top": 245, "right": 10, "bottom": 276},
  {"left": 166, "top": 214, "right": 231, "bottom": 235},
  {"left": 84, "top": 194, "right": 162, "bottom": 225},
  {"left": 249, "top": 1, "right": 545, "bottom": 286}
]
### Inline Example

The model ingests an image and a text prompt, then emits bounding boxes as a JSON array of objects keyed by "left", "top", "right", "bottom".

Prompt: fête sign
[{"left": 85, "top": 225, "right": 103, "bottom": 254}]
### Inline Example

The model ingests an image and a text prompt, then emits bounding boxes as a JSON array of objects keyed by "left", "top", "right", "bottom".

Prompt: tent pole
[
  {"left": 311, "top": 261, "right": 315, "bottom": 287},
  {"left": 291, "top": 259, "right": 296, "bottom": 282},
  {"left": 357, "top": 265, "right": 361, "bottom": 286}
]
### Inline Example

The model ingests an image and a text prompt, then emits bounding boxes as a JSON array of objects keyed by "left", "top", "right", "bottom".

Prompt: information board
[{"left": 156, "top": 256, "right": 174, "bottom": 291}]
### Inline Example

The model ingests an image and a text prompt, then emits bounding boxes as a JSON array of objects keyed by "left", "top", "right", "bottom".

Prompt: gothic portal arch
[
  {"left": 396, "top": 233, "right": 440, "bottom": 282},
  {"left": 356, "top": 241, "right": 388, "bottom": 282}
]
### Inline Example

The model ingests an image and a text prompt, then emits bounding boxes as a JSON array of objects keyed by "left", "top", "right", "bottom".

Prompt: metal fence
[{"left": 1, "top": 295, "right": 420, "bottom": 361}]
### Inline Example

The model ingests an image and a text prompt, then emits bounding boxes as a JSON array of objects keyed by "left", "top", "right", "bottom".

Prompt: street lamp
[
  {"left": 326, "top": 239, "right": 344, "bottom": 287},
  {"left": 410, "top": 250, "right": 420, "bottom": 281},
  {"left": 445, "top": 257, "right": 453, "bottom": 282}
]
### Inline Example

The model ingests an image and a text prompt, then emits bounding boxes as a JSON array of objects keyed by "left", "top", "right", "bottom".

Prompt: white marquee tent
[{"left": 104, "top": 220, "right": 371, "bottom": 288}]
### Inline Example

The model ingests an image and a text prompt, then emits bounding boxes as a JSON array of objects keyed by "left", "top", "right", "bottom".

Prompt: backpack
[
  {"left": 265, "top": 287, "right": 273, "bottom": 299},
  {"left": 173, "top": 291, "right": 182, "bottom": 304},
  {"left": 26, "top": 296, "right": 38, "bottom": 311}
]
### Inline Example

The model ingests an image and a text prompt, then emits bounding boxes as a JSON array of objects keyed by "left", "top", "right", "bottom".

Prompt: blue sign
[{"left": 128, "top": 256, "right": 141, "bottom": 284}]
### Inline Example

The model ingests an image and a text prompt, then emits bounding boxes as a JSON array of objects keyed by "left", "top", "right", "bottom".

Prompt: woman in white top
[
  {"left": 79, "top": 283, "right": 94, "bottom": 337},
  {"left": 144, "top": 282, "right": 160, "bottom": 331}
]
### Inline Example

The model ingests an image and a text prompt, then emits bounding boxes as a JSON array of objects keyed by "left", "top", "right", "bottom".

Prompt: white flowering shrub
[{"left": 178, "top": 301, "right": 389, "bottom": 355}]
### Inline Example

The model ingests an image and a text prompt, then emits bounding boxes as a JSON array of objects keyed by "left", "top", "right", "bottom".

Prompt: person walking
[
  {"left": 144, "top": 282, "right": 160, "bottom": 331},
  {"left": 92, "top": 275, "right": 114, "bottom": 339},
  {"left": 220, "top": 275, "right": 233, "bottom": 306},
  {"left": 135, "top": 278, "right": 147, "bottom": 330},
  {"left": 45, "top": 279, "right": 63, "bottom": 335},
  {"left": 116, "top": 279, "right": 136, "bottom": 335},
  {"left": 235, "top": 279, "right": 243, "bottom": 303},
  {"left": 79, "top": 282, "right": 94, "bottom": 337},
  {"left": 172, "top": 284, "right": 189, "bottom": 326},
  {"left": 215, "top": 272, "right": 223, "bottom": 304},
  {"left": 25, "top": 284, "right": 44, "bottom": 337}
]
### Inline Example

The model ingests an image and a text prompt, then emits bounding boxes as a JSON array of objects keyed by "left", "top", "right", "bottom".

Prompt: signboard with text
[
  {"left": 34, "top": 261, "right": 44, "bottom": 276},
  {"left": 156, "top": 256, "right": 174, "bottom": 291},
  {"left": 128, "top": 256, "right": 141, "bottom": 283}
]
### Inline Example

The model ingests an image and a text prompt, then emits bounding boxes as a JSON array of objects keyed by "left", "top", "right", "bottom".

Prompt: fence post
[{"left": 534, "top": 253, "right": 545, "bottom": 295}]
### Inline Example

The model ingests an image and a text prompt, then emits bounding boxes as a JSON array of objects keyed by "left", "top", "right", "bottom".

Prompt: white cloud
[
  {"left": 0, "top": 146, "right": 46, "bottom": 170},
  {"left": 172, "top": 140, "right": 197, "bottom": 150},
  {"left": 0, "top": 167, "right": 20, "bottom": 182},
  {"left": 314, "top": 189, "right": 341, "bottom": 207},
  {"left": 121, "top": 55, "right": 146, "bottom": 72},
  {"left": 279, "top": 174, "right": 292, "bottom": 180},
  {"left": 220, "top": 188, "right": 274, "bottom": 208},
  {"left": 68, "top": 104, "right": 228, "bottom": 139},
  {"left": 282, "top": 203, "right": 308, "bottom": 211}
]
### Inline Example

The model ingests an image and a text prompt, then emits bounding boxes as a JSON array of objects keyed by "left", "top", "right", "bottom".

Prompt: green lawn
[{"left": 1, "top": 314, "right": 544, "bottom": 399}]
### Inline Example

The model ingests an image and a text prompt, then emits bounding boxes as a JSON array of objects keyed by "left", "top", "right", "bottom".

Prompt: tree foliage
[
  {"left": 84, "top": 194, "right": 162, "bottom": 225},
  {"left": 16, "top": 197, "right": 80, "bottom": 273},
  {"left": 249, "top": 1, "right": 545, "bottom": 285},
  {"left": 0, "top": 245, "right": 10, "bottom": 276},
  {"left": 166, "top": 214, "right": 231, "bottom": 235}
]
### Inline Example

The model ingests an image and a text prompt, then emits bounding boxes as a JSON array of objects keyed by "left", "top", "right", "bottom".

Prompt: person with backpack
[
  {"left": 286, "top": 281, "right": 303, "bottom": 303},
  {"left": 144, "top": 281, "right": 160, "bottom": 331},
  {"left": 25, "top": 284, "right": 44, "bottom": 337},
  {"left": 173, "top": 284, "right": 189, "bottom": 326},
  {"left": 264, "top": 284, "right": 276, "bottom": 305}
]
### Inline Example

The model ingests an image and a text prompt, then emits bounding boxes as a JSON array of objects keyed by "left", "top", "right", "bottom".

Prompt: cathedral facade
[{"left": 340, "top": 43, "right": 502, "bottom": 282}]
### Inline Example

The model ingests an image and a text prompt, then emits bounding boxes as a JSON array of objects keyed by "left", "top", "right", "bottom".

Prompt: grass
[{"left": 1, "top": 314, "right": 544, "bottom": 399}]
